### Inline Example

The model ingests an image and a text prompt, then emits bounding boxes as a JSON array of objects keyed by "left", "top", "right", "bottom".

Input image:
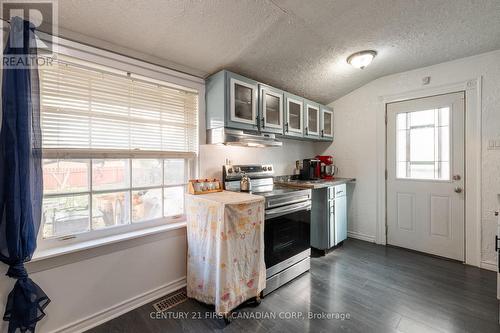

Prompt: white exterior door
[{"left": 386, "top": 92, "right": 465, "bottom": 261}]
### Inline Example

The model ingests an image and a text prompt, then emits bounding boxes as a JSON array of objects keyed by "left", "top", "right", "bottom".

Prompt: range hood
[{"left": 207, "top": 128, "right": 283, "bottom": 147}]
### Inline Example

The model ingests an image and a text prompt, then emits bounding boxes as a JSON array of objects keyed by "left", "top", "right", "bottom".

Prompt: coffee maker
[
  {"left": 299, "top": 158, "right": 321, "bottom": 180},
  {"left": 316, "top": 155, "right": 338, "bottom": 180}
]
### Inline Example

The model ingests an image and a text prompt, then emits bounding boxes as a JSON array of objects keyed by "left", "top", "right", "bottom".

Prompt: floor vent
[{"left": 152, "top": 288, "right": 187, "bottom": 312}]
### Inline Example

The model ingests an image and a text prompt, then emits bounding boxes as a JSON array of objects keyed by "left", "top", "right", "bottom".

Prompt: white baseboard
[
  {"left": 347, "top": 231, "right": 376, "bottom": 243},
  {"left": 480, "top": 260, "right": 497, "bottom": 272},
  {"left": 53, "top": 276, "right": 187, "bottom": 333}
]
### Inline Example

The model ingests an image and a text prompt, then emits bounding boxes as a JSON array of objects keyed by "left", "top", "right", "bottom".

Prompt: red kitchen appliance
[{"left": 316, "top": 155, "right": 338, "bottom": 180}]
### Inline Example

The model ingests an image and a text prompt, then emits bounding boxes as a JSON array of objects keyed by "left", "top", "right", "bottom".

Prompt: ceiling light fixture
[{"left": 347, "top": 50, "right": 377, "bottom": 69}]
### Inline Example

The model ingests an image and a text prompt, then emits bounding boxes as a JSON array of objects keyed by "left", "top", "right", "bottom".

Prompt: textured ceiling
[{"left": 56, "top": 0, "right": 500, "bottom": 103}]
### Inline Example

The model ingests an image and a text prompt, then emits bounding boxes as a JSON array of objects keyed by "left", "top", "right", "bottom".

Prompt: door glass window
[
  {"left": 323, "top": 112, "right": 332, "bottom": 135},
  {"left": 396, "top": 108, "right": 450, "bottom": 180},
  {"left": 265, "top": 93, "right": 281, "bottom": 126},
  {"left": 308, "top": 107, "right": 318, "bottom": 133},
  {"left": 288, "top": 101, "right": 301, "bottom": 130},
  {"left": 234, "top": 83, "right": 253, "bottom": 121}
]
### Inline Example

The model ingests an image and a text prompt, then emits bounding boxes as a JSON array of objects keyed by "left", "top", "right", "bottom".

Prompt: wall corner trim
[{"left": 52, "top": 277, "right": 187, "bottom": 333}]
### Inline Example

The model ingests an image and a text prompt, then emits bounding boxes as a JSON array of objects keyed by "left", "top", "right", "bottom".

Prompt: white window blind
[{"left": 39, "top": 57, "right": 199, "bottom": 155}]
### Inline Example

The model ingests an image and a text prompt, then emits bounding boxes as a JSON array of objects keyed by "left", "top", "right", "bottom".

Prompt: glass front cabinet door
[
  {"left": 228, "top": 72, "right": 258, "bottom": 130},
  {"left": 259, "top": 85, "right": 284, "bottom": 134},
  {"left": 320, "top": 106, "right": 334, "bottom": 140},
  {"left": 304, "top": 99, "right": 320, "bottom": 139},
  {"left": 284, "top": 93, "right": 304, "bottom": 138}
]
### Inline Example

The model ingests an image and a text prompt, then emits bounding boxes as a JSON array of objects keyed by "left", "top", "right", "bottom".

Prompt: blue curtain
[{"left": 0, "top": 17, "right": 50, "bottom": 332}]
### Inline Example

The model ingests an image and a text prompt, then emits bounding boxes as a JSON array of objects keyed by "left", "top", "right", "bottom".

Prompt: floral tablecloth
[{"left": 185, "top": 191, "right": 266, "bottom": 314}]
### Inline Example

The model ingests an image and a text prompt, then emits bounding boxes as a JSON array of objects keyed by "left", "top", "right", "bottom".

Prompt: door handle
[
  {"left": 261, "top": 117, "right": 265, "bottom": 128},
  {"left": 454, "top": 187, "right": 463, "bottom": 193}
]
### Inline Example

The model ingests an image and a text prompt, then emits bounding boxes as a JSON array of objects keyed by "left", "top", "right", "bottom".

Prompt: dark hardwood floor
[{"left": 88, "top": 239, "right": 499, "bottom": 333}]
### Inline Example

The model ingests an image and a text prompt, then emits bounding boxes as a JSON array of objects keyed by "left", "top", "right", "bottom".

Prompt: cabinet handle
[
  {"left": 262, "top": 117, "right": 265, "bottom": 128},
  {"left": 305, "top": 127, "right": 308, "bottom": 135},
  {"left": 321, "top": 129, "right": 324, "bottom": 137},
  {"left": 285, "top": 123, "right": 289, "bottom": 132},
  {"left": 496, "top": 235, "right": 500, "bottom": 252}
]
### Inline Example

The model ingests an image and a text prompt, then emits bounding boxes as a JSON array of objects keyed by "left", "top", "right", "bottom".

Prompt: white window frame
[
  {"left": 286, "top": 97, "right": 303, "bottom": 133},
  {"left": 394, "top": 108, "right": 452, "bottom": 182},
  {"left": 230, "top": 77, "right": 258, "bottom": 125},
  {"left": 260, "top": 87, "right": 283, "bottom": 130},
  {"left": 35, "top": 36, "right": 205, "bottom": 254},
  {"left": 305, "top": 104, "right": 320, "bottom": 136}
]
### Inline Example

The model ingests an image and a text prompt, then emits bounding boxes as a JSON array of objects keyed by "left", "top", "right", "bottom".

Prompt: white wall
[
  {"left": 326, "top": 49, "right": 500, "bottom": 267},
  {"left": 199, "top": 139, "right": 328, "bottom": 179}
]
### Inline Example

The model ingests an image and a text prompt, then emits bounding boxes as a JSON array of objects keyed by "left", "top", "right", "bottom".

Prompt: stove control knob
[
  {"left": 227, "top": 168, "right": 233, "bottom": 174},
  {"left": 262, "top": 166, "right": 267, "bottom": 171},
  {"left": 268, "top": 166, "right": 273, "bottom": 171},
  {"left": 234, "top": 167, "right": 240, "bottom": 173}
]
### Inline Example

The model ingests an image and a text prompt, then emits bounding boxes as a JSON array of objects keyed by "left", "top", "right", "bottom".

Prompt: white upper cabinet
[
  {"left": 259, "top": 85, "right": 284, "bottom": 134},
  {"left": 229, "top": 73, "right": 258, "bottom": 130},
  {"left": 304, "top": 100, "right": 320, "bottom": 139},
  {"left": 320, "top": 106, "right": 334, "bottom": 139},
  {"left": 284, "top": 93, "right": 304, "bottom": 138},
  {"left": 205, "top": 70, "right": 332, "bottom": 141}
]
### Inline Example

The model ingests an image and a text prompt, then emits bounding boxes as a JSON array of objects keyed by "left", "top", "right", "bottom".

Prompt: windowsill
[{"left": 31, "top": 221, "right": 187, "bottom": 262}]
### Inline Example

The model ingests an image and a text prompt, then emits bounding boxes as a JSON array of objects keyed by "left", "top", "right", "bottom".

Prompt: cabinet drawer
[
  {"left": 329, "top": 184, "right": 346, "bottom": 198},
  {"left": 335, "top": 184, "right": 346, "bottom": 197}
]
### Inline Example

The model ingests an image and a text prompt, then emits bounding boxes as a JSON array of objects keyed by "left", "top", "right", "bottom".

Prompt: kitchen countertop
[
  {"left": 275, "top": 177, "right": 356, "bottom": 189},
  {"left": 186, "top": 190, "right": 264, "bottom": 204}
]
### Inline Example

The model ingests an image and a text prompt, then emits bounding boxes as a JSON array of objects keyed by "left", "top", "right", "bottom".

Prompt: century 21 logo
[{"left": 1, "top": 0, "right": 57, "bottom": 52}]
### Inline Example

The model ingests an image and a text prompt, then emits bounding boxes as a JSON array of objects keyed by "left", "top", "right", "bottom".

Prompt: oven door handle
[
  {"left": 265, "top": 201, "right": 311, "bottom": 219},
  {"left": 266, "top": 194, "right": 311, "bottom": 209}
]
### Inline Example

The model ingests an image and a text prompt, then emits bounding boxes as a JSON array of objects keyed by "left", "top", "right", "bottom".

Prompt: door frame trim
[{"left": 376, "top": 78, "right": 482, "bottom": 267}]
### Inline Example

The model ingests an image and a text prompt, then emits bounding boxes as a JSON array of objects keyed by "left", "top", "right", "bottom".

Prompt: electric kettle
[{"left": 240, "top": 172, "right": 251, "bottom": 192}]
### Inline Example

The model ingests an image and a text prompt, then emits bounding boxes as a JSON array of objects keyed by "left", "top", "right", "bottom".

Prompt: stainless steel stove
[{"left": 222, "top": 164, "right": 311, "bottom": 296}]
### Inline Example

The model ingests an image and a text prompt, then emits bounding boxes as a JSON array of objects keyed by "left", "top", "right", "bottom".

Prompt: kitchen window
[{"left": 38, "top": 55, "right": 199, "bottom": 244}]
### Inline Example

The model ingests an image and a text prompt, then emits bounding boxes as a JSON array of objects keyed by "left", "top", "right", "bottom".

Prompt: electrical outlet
[{"left": 487, "top": 139, "right": 500, "bottom": 150}]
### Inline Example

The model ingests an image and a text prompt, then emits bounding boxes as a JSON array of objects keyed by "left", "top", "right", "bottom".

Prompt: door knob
[
  {"left": 452, "top": 174, "right": 461, "bottom": 181},
  {"left": 454, "top": 187, "right": 463, "bottom": 193}
]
